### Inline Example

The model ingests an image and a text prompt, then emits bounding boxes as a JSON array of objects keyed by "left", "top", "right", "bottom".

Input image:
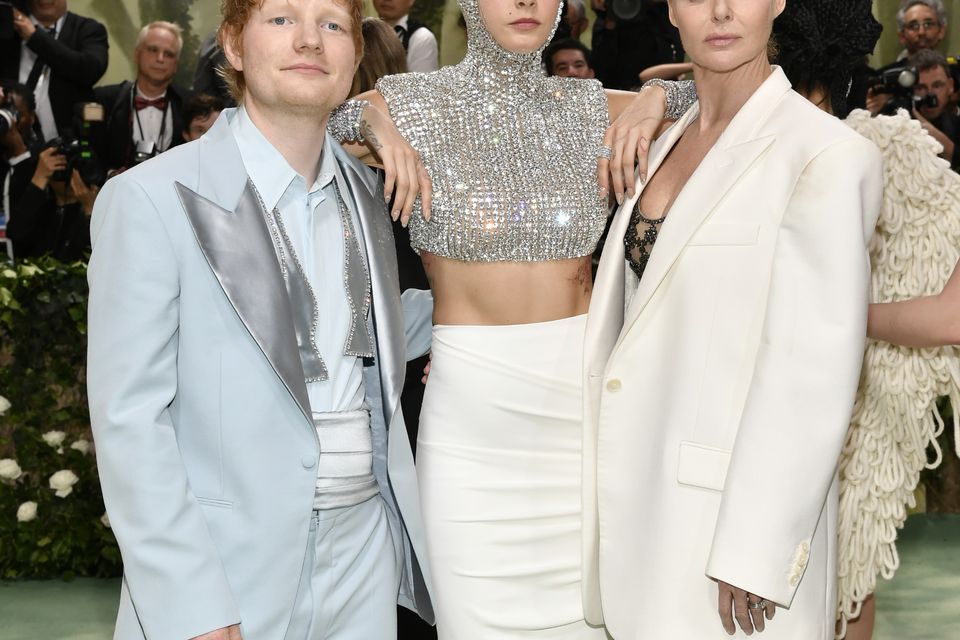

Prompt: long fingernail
[
  {"left": 639, "top": 173, "right": 647, "bottom": 184},
  {"left": 616, "top": 192, "right": 623, "bottom": 205}
]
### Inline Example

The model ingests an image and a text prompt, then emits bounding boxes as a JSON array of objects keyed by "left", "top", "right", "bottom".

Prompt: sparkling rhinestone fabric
[{"left": 376, "top": 0, "right": 609, "bottom": 262}]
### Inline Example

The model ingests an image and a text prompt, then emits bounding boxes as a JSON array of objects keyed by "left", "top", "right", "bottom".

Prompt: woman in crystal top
[{"left": 336, "top": 0, "right": 691, "bottom": 636}]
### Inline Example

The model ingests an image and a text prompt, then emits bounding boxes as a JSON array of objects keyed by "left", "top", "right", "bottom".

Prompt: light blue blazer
[{"left": 87, "top": 111, "right": 434, "bottom": 639}]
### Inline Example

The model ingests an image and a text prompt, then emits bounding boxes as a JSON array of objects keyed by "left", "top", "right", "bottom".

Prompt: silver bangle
[
  {"left": 328, "top": 99, "right": 369, "bottom": 142},
  {"left": 641, "top": 78, "right": 697, "bottom": 121}
]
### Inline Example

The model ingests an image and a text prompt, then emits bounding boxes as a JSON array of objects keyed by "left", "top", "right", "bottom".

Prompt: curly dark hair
[{"left": 773, "top": 0, "right": 882, "bottom": 117}]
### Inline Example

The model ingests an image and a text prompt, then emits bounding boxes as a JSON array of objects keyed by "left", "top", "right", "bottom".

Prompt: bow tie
[
  {"left": 394, "top": 24, "right": 406, "bottom": 38},
  {"left": 134, "top": 95, "right": 168, "bottom": 111}
]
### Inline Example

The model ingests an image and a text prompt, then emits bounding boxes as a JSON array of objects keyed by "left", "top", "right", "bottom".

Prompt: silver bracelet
[
  {"left": 641, "top": 78, "right": 697, "bottom": 121},
  {"left": 328, "top": 99, "right": 369, "bottom": 142}
]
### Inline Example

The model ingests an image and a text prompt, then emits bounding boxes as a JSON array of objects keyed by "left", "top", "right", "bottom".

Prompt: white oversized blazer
[{"left": 582, "top": 69, "right": 883, "bottom": 639}]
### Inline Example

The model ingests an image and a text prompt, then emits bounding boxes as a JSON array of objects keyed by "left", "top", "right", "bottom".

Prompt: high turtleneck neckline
[{"left": 457, "top": 0, "right": 561, "bottom": 81}]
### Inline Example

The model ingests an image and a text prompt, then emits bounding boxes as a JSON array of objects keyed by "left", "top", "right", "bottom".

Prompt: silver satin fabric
[
  {"left": 254, "top": 179, "right": 373, "bottom": 383},
  {"left": 376, "top": 0, "right": 610, "bottom": 262}
]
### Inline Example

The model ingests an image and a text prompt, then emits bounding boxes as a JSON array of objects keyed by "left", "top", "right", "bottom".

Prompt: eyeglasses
[{"left": 904, "top": 20, "right": 941, "bottom": 33}]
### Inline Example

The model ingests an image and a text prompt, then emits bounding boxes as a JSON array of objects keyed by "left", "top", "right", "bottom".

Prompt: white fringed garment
[{"left": 835, "top": 109, "right": 960, "bottom": 638}]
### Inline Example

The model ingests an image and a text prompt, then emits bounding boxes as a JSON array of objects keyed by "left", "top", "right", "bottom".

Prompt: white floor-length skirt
[{"left": 417, "top": 315, "right": 608, "bottom": 639}]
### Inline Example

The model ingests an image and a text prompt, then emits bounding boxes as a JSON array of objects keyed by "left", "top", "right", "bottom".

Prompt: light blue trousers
[{"left": 284, "top": 495, "right": 399, "bottom": 640}]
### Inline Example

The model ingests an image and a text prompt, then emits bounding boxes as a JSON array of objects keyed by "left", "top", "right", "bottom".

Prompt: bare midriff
[{"left": 422, "top": 252, "right": 594, "bottom": 326}]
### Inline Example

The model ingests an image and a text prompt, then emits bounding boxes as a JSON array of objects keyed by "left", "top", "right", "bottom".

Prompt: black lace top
[{"left": 624, "top": 202, "right": 666, "bottom": 281}]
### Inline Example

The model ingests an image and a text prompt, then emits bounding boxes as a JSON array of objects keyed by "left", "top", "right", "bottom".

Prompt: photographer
[
  {"left": 912, "top": 49, "right": 960, "bottom": 169},
  {"left": 590, "top": 0, "right": 683, "bottom": 90},
  {"left": 0, "top": 0, "right": 108, "bottom": 142},
  {"left": 1, "top": 83, "right": 37, "bottom": 235},
  {"left": 94, "top": 21, "right": 189, "bottom": 174},
  {"left": 5, "top": 136, "right": 96, "bottom": 260}
]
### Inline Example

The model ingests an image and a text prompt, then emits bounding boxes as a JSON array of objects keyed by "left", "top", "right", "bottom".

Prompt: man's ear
[{"left": 221, "top": 25, "right": 244, "bottom": 73}]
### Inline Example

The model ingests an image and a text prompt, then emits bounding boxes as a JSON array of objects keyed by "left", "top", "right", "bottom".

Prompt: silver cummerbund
[{"left": 312, "top": 409, "right": 378, "bottom": 510}]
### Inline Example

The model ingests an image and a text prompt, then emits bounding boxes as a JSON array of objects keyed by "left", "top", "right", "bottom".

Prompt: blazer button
[
  {"left": 301, "top": 454, "right": 317, "bottom": 469},
  {"left": 606, "top": 378, "right": 622, "bottom": 392}
]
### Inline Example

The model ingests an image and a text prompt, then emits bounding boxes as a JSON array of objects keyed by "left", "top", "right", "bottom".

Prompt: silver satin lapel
[
  {"left": 174, "top": 181, "right": 313, "bottom": 425},
  {"left": 340, "top": 164, "right": 405, "bottom": 421},
  {"left": 254, "top": 183, "right": 330, "bottom": 382},
  {"left": 335, "top": 182, "right": 375, "bottom": 358}
]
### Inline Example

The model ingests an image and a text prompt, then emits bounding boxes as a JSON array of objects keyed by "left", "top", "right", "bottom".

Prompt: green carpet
[{"left": 1, "top": 514, "right": 957, "bottom": 639}]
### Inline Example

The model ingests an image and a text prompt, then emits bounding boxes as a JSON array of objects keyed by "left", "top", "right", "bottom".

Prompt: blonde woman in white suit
[{"left": 582, "top": 0, "right": 884, "bottom": 638}]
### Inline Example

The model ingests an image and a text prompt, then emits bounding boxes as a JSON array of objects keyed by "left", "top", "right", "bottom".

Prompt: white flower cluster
[
  {"left": 17, "top": 501, "right": 37, "bottom": 522},
  {"left": 48, "top": 470, "right": 79, "bottom": 498},
  {"left": 0, "top": 458, "right": 22, "bottom": 480}
]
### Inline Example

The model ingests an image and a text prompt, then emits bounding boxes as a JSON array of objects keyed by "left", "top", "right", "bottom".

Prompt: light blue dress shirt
[{"left": 231, "top": 107, "right": 366, "bottom": 415}]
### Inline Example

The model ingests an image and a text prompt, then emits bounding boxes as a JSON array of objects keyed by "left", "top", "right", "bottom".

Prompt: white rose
[
  {"left": 0, "top": 458, "right": 22, "bottom": 480},
  {"left": 49, "top": 469, "right": 79, "bottom": 498},
  {"left": 42, "top": 430, "right": 67, "bottom": 448},
  {"left": 70, "top": 439, "right": 91, "bottom": 455},
  {"left": 0, "top": 394, "right": 10, "bottom": 415},
  {"left": 16, "top": 501, "right": 37, "bottom": 522},
  {"left": 100, "top": 512, "right": 111, "bottom": 529}
]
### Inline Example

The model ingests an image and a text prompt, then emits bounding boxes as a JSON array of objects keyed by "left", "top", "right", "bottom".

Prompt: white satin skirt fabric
[{"left": 417, "top": 314, "right": 608, "bottom": 639}]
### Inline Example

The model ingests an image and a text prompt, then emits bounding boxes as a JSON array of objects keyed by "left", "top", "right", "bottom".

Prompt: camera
[
  {"left": 132, "top": 140, "right": 158, "bottom": 165},
  {"left": 0, "top": 92, "right": 18, "bottom": 136},
  {"left": 0, "top": 1, "right": 30, "bottom": 41},
  {"left": 45, "top": 103, "right": 108, "bottom": 188},
  {"left": 866, "top": 64, "right": 938, "bottom": 116},
  {"left": 608, "top": 0, "right": 644, "bottom": 23}
]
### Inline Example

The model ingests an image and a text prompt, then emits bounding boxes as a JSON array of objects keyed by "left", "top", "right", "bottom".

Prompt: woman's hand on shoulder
[
  {"left": 600, "top": 87, "right": 668, "bottom": 205},
  {"left": 344, "top": 91, "right": 432, "bottom": 226}
]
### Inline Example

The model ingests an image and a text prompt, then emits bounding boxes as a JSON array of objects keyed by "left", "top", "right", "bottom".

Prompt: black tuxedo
[
  {"left": 0, "top": 11, "right": 109, "bottom": 136},
  {"left": 94, "top": 81, "right": 190, "bottom": 171}
]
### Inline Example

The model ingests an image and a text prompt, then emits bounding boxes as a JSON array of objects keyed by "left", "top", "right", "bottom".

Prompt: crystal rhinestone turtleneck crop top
[{"left": 376, "top": 0, "right": 609, "bottom": 262}]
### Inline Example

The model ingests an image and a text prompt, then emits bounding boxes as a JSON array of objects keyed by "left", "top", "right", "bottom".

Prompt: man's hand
[
  {"left": 191, "top": 624, "right": 242, "bottom": 640},
  {"left": 913, "top": 107, "right": 956, "bottom": 162},
  {"left": 600, "top": 86, "right": 668, "bottom": 205},
  {"left": 421, "top": 352, "right": 432, "bottom": 385},
  {"left": 12, "top": 8, "right": 37, "bottom": 40},
  {"left": 717, "top": 580, "right": 775, "bottom": 636},
  {"left": 70, "top": 169, "right": 99, "bottom": 216},
  {"left": 32, "top": 147, "right": 67, "bottom": 190},
  {"left": 865, "top": 87, "right": 891, "bottom": 116}
]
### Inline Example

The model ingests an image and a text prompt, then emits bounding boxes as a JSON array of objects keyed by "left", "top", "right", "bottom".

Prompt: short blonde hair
[
  {"left": 218, "top": 0, "right": 365, "bottom": 104},
  {"left": 136, "top": 21, "right": 184, "bottom": 57}
]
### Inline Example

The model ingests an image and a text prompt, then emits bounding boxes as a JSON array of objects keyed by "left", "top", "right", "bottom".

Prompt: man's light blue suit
[{"left": 87, "top": 111, "right": 434, "bottom": 639}]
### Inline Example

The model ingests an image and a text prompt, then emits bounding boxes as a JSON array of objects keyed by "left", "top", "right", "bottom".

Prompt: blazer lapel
[
  {"left": 585, "top": 110, "right": 694, "bottom": 375},
  {"left": 335, "top": 146, "right": 404, "bottom": 423},
  {"left": 175, "top": 113, "right": 312, "bottom": 425},
  {"left": 618, "top": 69, "right": 790, "bottom": 343}
]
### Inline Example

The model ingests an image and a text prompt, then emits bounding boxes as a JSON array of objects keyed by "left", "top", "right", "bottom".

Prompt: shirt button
[
  {"left": 301, "top": 454, "right": 317, "bottom": 469},
  {"left": 606, "top": 378, "right": 622, "bottom": 392}
]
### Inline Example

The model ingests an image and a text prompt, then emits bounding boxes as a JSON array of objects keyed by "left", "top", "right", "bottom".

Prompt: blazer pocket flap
[
  {"left": 689, "top": 223, "right": 759, "bottom": 246},
  {"left": 677, "top": 441, "right": 731, "bottom": 491},
  {"left": 196, "top": 496, "right": 233, "bottom": 509}
]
